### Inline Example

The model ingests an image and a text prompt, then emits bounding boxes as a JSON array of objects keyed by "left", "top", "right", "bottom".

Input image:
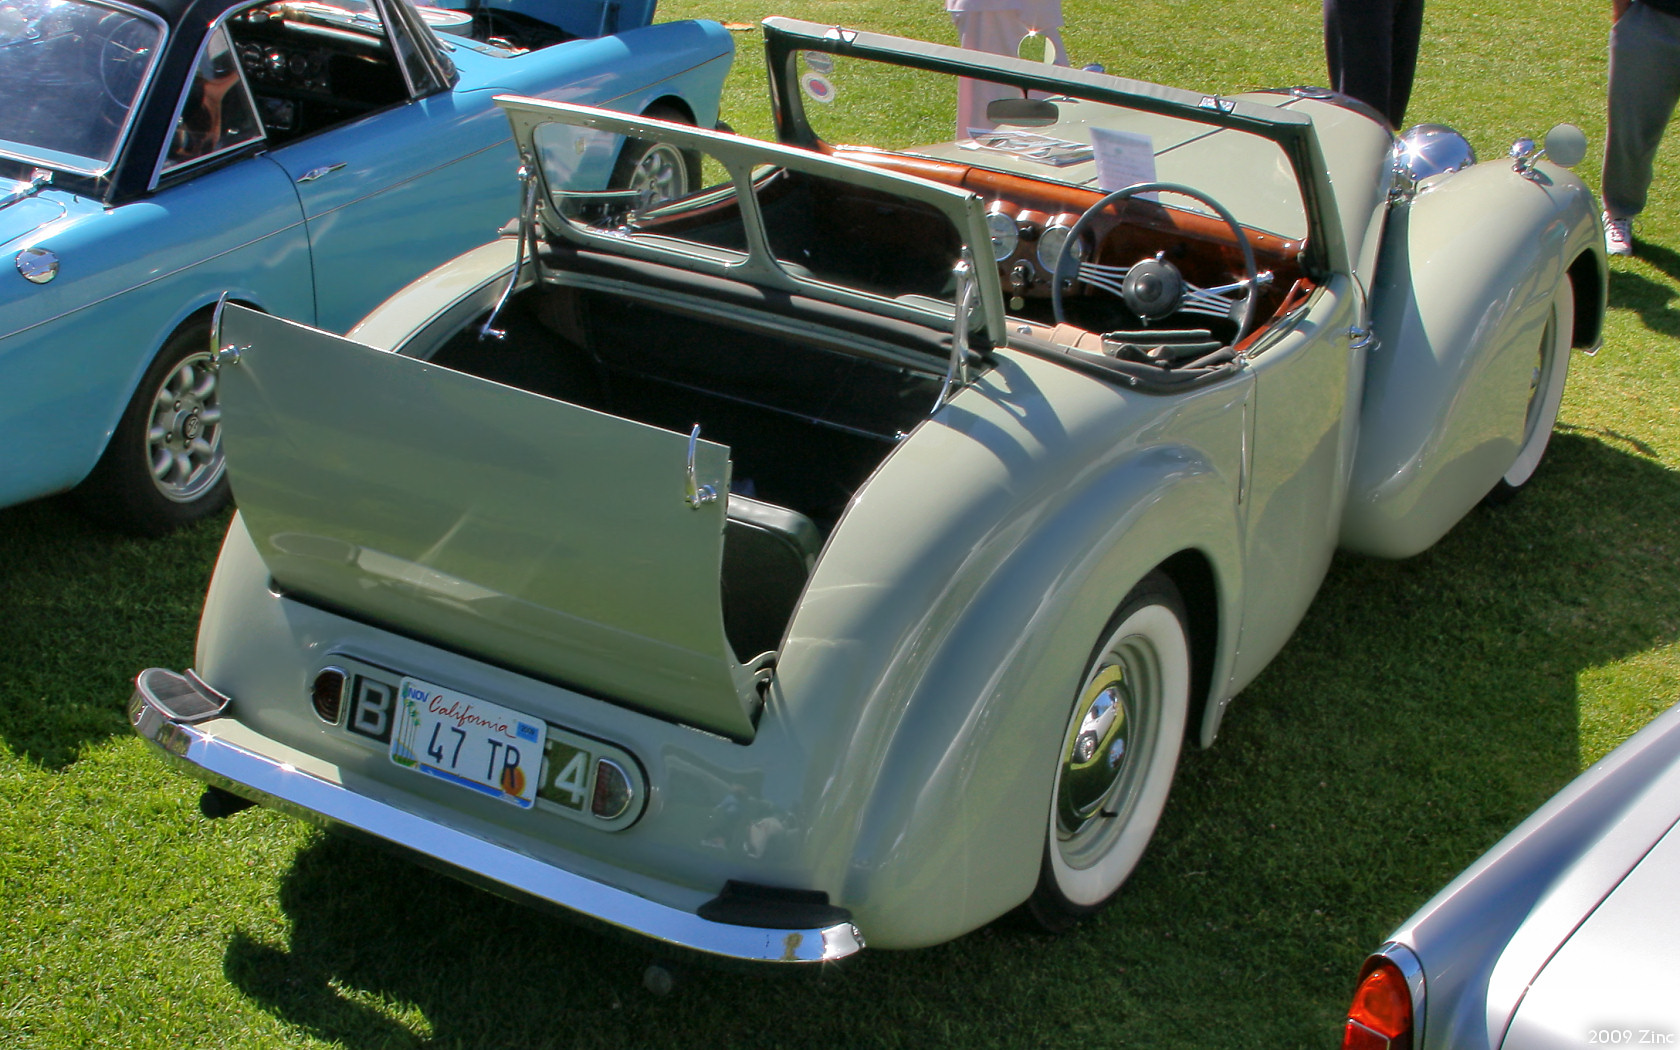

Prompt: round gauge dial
[
  {"left": 987, "top": 211, "right": 1021, "bottom": 260},
  {"left": 1037, "top": 222, "right": 1087, "bottom": 276}
]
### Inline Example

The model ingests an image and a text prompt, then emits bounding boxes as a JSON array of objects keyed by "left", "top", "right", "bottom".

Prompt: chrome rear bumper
[{"left": 129, "top": 668, "right": 864, "bottom": 965}]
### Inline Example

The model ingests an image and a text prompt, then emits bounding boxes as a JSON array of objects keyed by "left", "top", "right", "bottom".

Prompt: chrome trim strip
[
  {"left": 1373, "top": 941, "right": 1427, "bottom": 1048},
  {"left": 129, "top": 669, "right": 864, "bottom": 964}
]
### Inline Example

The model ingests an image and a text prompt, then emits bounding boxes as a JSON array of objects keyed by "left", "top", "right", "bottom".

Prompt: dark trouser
[
  {"left": 1323, "top": 0, "right": 1426, "bottom": 129},
  {"left": 1603, "top": 2, "right": 1680, "bottom": 219}
]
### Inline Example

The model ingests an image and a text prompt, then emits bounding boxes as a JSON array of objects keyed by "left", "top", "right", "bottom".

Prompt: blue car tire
[
  {"left": 76, "top": 317, "right": 231, "bottom": 535},
  {"left": 609, "top": 104, "right": 700, "bottom": 210}
]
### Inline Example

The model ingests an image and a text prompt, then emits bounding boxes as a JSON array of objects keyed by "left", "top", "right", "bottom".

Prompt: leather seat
[{"left": 722, "top": 494, "right": 823, "bottom": 661}]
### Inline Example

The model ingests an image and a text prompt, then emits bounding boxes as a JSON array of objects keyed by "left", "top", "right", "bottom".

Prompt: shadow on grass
[
  {"left": 1608, "top": 250, "right": 1680, "bottom": 339},
  {"left": 214, "top": 430, "right": 1680, "bottom": 1049},
  {"left": 0, "top": 498, "right": 227, "bottom": 768}
]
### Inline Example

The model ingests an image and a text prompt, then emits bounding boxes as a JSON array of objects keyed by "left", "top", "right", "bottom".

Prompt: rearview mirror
[{"left": 986, "top": 98, "right": 1060, "bottom": 127}]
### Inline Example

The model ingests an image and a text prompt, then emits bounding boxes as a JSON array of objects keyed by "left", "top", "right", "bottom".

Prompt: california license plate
[{"left": 389, "top": 678, "right": 543, "bottom": 808}]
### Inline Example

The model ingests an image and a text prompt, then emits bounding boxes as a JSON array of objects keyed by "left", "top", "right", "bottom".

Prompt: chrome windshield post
[
  {"left": 480, "top": 163, "right": 539, "bottom": 342},
  {"left": 935, "top": 254, "right": 978, "bottom": 412},
  {"left": 0, "top": 168, "right": 51, "bottom": 211}
]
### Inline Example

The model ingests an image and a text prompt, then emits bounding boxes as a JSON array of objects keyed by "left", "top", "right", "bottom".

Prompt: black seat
[{"left": 722, "top": 494, "right": 822, "bottom": 661}]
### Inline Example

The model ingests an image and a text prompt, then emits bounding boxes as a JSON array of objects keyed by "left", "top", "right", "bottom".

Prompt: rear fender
[
  {"left": 769, "top": 351, "right": 1248, "bottom": 947},
  {"left": 841, "top": 465, "right": 1240, "bottom": 946}
]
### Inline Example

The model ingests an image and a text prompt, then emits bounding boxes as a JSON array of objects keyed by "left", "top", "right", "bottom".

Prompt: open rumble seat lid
[{"left": 214, "top": 306, "right": 763, "bottom": 741}]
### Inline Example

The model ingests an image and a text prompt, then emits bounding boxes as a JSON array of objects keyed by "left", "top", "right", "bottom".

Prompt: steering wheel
[
  {"left": 97, "top": 14, "right": 155, "bottom": 109},
  {"left": 1050, "top": 182, "right": 1263, "bottom": 347}
]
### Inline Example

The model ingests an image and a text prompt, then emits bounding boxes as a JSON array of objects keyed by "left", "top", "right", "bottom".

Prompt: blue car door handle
[{"left": 297, "top": 163, "right": 347, "bottom": 183}]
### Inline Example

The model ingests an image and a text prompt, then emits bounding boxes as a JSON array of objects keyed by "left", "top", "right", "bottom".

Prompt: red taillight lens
[
  {"left": 1342, "top": 959, "right": 1413, "bottom": 1050},
  {"left": 591, "top": 759, "right": 633, "bottom": 820}
]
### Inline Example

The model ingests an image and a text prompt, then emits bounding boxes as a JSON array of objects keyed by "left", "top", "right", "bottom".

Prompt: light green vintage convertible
[{"left": 130, "top": 18, "right": 1606, "bottom": 963}]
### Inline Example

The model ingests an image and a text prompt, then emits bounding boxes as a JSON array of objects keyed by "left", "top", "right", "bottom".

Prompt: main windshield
[
  {"left": 0, "top": 0, "right": 164, "bottom": 175},
  {"left": 792, "top": 50, "right": 1309, "bottom": 241}
]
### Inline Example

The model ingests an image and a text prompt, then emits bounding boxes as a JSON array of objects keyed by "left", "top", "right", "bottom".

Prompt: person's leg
[
  {"left": 1603, "top": 3, "right": 1680, "bottom": 220},
  {"left": 1388, "top": 0, "right": 1425, "bottom": 128},
  {"left": 1325, "top": 0, "right": 1402, "bottom": 126},
  {"left": 952, "top": 10, "right": 1030, "bottom": 135}
]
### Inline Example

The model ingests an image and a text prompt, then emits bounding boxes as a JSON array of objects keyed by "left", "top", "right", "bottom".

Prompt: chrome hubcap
[
  {"left": 1056, "top": 639, "right": 1161, "bottom": 868},
  {"left": 145, "top": 352, "right": 224, "bottom": 503}
]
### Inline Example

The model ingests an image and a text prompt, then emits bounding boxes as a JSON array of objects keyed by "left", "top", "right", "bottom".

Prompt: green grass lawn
[{"left": 4, "top": 1, "right": 1679, "bottom": 1046}]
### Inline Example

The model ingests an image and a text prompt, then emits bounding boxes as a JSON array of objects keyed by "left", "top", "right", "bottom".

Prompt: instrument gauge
[
  {"left": 1037, "top": 222, "right": 1087, "bottom": 276},
  {"left": 987, "top": 210, "right": 1021, "bottom": 260}
]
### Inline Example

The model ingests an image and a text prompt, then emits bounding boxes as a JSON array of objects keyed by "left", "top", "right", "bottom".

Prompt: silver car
[{"left": 1343, "top": 700, "right": 1680, "bottom": 1050}]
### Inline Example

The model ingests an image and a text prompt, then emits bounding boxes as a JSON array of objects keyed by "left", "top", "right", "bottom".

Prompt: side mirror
[
  {"left": 986, "top": 98, "right": 1060, "bottom": 127},
  {"left": 1016, "top": 29, "right": 1059, "bottom": 65}
]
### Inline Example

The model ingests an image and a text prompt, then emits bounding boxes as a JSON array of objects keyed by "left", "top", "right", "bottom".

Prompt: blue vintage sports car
[{"left": 0, "top": 0, "right": 731, "bottom": 533}]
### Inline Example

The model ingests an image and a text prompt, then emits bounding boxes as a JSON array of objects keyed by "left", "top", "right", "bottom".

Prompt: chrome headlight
[{"left": 1392, "top": 123, "right": 1477, "bottom": 198}]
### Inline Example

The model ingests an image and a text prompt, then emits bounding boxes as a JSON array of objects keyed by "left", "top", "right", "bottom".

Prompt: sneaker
[{"left": 1604, "top": 212, "right": 1634, "bottom": 256}]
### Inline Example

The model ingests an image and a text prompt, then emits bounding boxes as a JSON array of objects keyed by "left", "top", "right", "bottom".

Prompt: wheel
[
  {"left": 1490, "top": 276, "right": 1574, "bottom": 499},
  {"left": 608, "top": 106, "right": 699, "bottom": 211},
  {"left": 75, "top": 319, "right": 230, "bottom": 535},
  {"left": 1027, "top": 572, "right": 1190, "bottom": 931},
  {"left": 1050, "top": 182, "right": 1262, "bottom": 344}
]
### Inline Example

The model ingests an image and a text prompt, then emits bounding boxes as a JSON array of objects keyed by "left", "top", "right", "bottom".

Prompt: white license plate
[{"left": 389, "top": 678, "right": 543, "bottom": 808}]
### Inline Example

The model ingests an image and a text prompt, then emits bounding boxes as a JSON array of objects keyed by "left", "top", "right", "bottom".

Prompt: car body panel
[
  {"left": 192, "top": 338, "right": 1255, "bottom": 948},
  {"left": 1501, "top": 820, "right": 1680, "bottom": 1048},
  {"left": 0, "top": 0, "right": 732, "bottom": 513},
  {"left": 1227, "top": 273, "right": 1364, "bottom": 689},
  {"left": 133, "top": 21, "right": 1608, "bottom": 958},
  {"left": 0, "top": 155, "right": 312, "bottom": 506}
]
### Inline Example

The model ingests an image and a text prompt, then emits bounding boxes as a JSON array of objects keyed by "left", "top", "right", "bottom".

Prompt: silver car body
[
  {"left": 1361, "top": 700, "right": 1680, "bottom": 1048},
  {"left": 131, "top": 19, "right": 1607, "bottom": 961}
]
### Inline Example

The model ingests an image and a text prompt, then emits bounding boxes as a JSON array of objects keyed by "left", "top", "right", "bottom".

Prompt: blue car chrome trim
[{"left": 129, "top": 668, "right": 864, "bottom": 964}]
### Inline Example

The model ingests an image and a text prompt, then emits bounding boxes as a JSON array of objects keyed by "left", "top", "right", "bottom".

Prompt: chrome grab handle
[
  {"left": 685, "top": 424, "right": 718, "bottom": 509},
  {"left": 297, "top": 163, "right": 347, "bottom": 183},
  {"left": 481, "top": 164, "right": 537, "bottom": 342}
]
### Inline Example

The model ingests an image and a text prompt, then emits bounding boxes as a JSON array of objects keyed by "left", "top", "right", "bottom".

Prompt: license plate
[{"left": 389, "top": 678, "right": 544, "bottom": 809}]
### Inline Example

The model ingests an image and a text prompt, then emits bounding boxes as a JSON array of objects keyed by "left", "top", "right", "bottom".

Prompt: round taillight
[
  {"left": 591, "top": 759, "right": 633, "bottom": 820},
  {"left": 311, "top": 668, "right": 346, "bottom": 724},
  {"left": 1343, "top": 959, "right": 1414, "bottom": 1050}
]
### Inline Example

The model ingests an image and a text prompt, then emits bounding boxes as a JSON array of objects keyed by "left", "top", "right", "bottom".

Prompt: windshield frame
[{"left": 760, "top": 17, "right": 1344, "bottom": 280}]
